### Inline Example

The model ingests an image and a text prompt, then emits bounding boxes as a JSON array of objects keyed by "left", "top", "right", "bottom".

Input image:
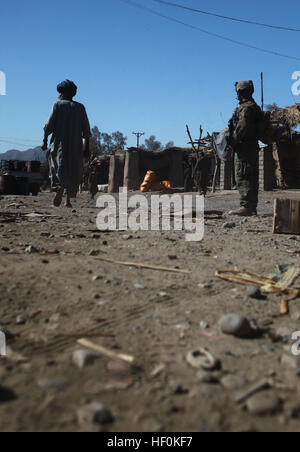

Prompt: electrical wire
[
  {"left": 152, "top": 0, "right": 300, "bottom": 32},
  {"left": 119, "top": 0, "right": 300, "bottom": 61},
  {"left": 0, "top": 139, "right": 41, "bottom": 148}
]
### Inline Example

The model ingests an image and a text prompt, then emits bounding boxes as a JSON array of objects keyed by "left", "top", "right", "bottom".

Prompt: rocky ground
[{"left": 1, "top": 189, "right": 300, "bottom": 432}]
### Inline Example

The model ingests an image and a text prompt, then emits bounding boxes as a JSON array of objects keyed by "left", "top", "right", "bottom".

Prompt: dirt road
[{"left": 1, "top": 190, "right": 300, "bottom": 432}]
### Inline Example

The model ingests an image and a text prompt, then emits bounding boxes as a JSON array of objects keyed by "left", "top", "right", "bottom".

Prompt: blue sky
[{"left": 0, "top": 0, "right": 299, "bottom": 152}]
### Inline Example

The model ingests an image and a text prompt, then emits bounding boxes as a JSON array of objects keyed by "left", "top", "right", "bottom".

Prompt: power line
[
  {"left": 0, "top": 138, "right": 40, "bottom": 148},
  {"left": 152, "top": 0, "right": 300, "bottom": 32},
  {"left": 119, "top": 0, "right": 300, "bottom": 61},
  {"left": 0, "top": 136, "right": 41, "bottom": 144}
]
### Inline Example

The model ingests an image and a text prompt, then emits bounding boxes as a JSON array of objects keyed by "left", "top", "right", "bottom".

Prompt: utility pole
[
  {"left": 133, "top": 132, "right": 144, "bottom": 149},
  {"left": 261, "top": 72, "right": 264, "bottom": 111}
]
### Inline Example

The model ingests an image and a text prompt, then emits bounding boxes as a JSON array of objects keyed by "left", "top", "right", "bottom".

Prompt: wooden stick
[
  {"left": 280, "top": 299, "right": 289, "bottom": 316},
  {"left": 198, "top": 125, "right": 203, "bottom": 152},
  {"left": 94, "top": 257, "right": 190, "bottom": 274},
  {"left": 235, "top": 379, "right": 270, "bottom": 404},
  {"left": 186, "top": 125, "right": 198, "bottom": 152},
  {"left": 216, "top": 270, "right": 275, "bottom": 282},
  {"left": 77, "top": 338, "right": 135, "bottom": 364},
  {"left": 212, "top": 157, "right": 220, "bottom": 193}
]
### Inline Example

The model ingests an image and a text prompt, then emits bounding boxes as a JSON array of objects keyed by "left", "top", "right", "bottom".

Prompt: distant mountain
[{"left": 0, "top": 147, "right": 47, "bottom": 163}]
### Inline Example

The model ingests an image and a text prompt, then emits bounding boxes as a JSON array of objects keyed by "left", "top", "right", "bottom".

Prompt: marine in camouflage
[{"left": 228, "top": 81, "right": 262, "bottom": 213}]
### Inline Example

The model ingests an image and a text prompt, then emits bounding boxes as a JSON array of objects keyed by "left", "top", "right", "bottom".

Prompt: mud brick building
[
  {"left": 220, "top": 133, "right": 300, "bottom": 192},
  {"left": 108, "top": 147, "right": 184, "bottom": 193}
]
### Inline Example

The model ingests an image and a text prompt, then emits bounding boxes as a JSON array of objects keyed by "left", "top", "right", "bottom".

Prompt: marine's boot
[{"left": 228, "top": 206, "right": 256, "bottom": 217}]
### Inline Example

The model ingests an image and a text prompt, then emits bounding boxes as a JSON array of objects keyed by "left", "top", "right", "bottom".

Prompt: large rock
[
  {"left": 219, "top": 314, "right": 252, "bottom": 338},
  {"left": 72, "top": 349, "right": 99, "bottom": 369},
  {"left": 0, "top": 385, "right": 17, "bottom": 403},
  {"left": 246, "top": 391, "right": 281, "bottom": 416}
]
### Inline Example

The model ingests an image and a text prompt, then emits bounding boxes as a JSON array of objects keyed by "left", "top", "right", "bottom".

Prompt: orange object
[
  {"left": 140, "top": 171, "right": 156, "bottom": 192},
  {"left": 151, "top": 181, "right": 173, "bottom": 191},
  {"left": 162, "top": 181, "right": 172, "bottom": 190}
]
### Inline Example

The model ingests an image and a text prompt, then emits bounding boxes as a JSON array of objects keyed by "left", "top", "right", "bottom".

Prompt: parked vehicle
[{"left": 0, "top": 160, "right": 44, "bottom": 196}]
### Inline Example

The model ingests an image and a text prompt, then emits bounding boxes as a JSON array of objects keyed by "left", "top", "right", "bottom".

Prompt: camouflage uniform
[{"left": 229, "top": 82, "right": 261, "bottom": 212}]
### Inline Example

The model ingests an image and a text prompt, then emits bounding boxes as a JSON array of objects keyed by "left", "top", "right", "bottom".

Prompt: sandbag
[
  {"left": 140, "top": 171, "right": 156, "bottom": 192},
  {"left": 151, "top": 181, "right": 173, "bottom": 191}
]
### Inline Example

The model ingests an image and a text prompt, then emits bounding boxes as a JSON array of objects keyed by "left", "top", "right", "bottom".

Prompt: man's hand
[{"left": 42, "top": 136, "right": 48, "bottom": 151}]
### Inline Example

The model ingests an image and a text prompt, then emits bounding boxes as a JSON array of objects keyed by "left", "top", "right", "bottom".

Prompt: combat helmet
[{"left": 235, "top": 80, "right": 254, "bottom": 99}]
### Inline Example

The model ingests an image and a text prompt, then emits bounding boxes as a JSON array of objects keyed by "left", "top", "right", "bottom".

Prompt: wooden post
[
  {"left": 212, "top": 157, "right": 220, "bottom": 193},
  {"left": 273, "top": 198, "right": 300, "bottom": 234},
  {"left": 261, "top": 72, "right": 264, "bottom": 112}
]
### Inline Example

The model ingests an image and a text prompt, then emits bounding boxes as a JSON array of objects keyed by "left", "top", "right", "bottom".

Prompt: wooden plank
[{"left": 273, "top": 198, "right": 300, "bottom": 234}]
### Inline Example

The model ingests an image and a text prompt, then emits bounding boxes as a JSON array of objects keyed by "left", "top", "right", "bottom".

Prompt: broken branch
[{"left": 77, "top": 338, "right": 135, "bottom": 364}]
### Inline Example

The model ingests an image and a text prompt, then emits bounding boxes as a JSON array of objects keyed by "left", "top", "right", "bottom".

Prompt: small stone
[
  {"left": 246, "top": 286, "right": 263, "bottom": 299},
  {"left": 173, "top": 384, "right": 189, "bottom": 395},
  {"left": 134, "top": 283, "right": 145, "bottom": 290},
  {"left": 0, "top": 385, "right": 17, "bottom": 403},
  {"left": 168, "top": 255, "right": 178, "bottom": 260},
  {"left": 122, "top": 234, "right": 133, "bottom": 240},
  {"left": 261, "top": 344, "right": 276, "bottom": 353},
  {"left": 199, "top": 419, "right": 214, "bottom": 433},
  {"left": 200, "top": 321, "right": 209, "bottom": 329},
  {"left": 286, "top": 402, "right": 300, "bottom": 419},
  {"left": 16, "top": 315, "right": 26, "bottom": 325},
  {"left": 198, "top": 283, "right": 212, "bottom": 289},
  {"left": 219, "top": 314, "right": 252, "bottom": 338},
  {"left": 25, "top": 245, "right": 38, "bottom": 254},
  {"left": 223, "top": 222, "right": 236, "bottom": 229},
  {"left": 72, "top": 349, "right": 99, "bottom": 369},
  {"left": 38, "top": 378, "right": 69, "bottom": 391},
  {"left": 196, "top": 371, "right": 219, "bottom": 384},
  {"left": 77, "top": 402, "right": 114, "bottom": 425},
  {"left": 107, "top": 360, "right": 131, "bottom": 375},
  {"left": 49, "top": 313, "right": 60, "bottom": 323},
  {"left": 89, "top": 250, "right": 99, "bottom": 256},
  {"left": 40, "top": 232, "right": 51, "bottom": 237},
  {"left": 92, "top": 275, "right": 103, "bottom": 281},
  {"left": 221, "top": 375, "right": 247, "bottom": 390},
  {"left": 276, "top": 326, "right": 292, "bottom": 339},
  {"left": 246, "top": 391, "right": 281, "bottom": 416}
]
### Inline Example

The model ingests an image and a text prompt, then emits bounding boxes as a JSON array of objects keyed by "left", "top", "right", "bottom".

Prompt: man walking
[{"left": 43, "top": 80, "right": 91, "bottom": 208}]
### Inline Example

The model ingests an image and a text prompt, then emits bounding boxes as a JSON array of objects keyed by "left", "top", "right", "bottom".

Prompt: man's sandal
[{"left": 53, "top": 187, "right": 64, "bottom": 207}]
